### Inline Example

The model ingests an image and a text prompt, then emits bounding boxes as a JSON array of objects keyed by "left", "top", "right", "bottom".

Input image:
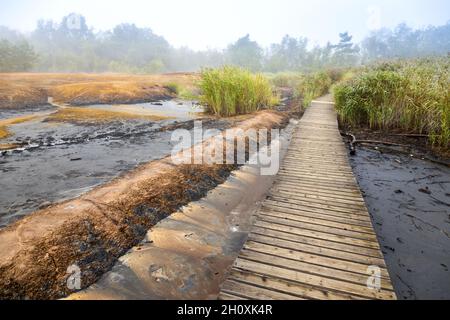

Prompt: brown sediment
[
  {"left": 0, "top": 109, "right": 288, "bottom": 300},
  {"left": 0, "top": 73, "right": 199, "bottom": 110},
  {"left": 45, "top": 107, "right": 173, "bottom": 124}
]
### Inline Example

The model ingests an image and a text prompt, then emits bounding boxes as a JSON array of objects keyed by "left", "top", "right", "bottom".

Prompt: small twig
[
  {"left": 389, "top": 133, "right": 429, "bottom": 138},
  {"left": 355, "top": 140, "right": 409, "bottom": 148}
]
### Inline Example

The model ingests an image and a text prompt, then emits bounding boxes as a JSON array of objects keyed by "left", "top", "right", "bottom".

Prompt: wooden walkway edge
[{"left": 218, "top": 98, "right": 397, "bottom": 300}]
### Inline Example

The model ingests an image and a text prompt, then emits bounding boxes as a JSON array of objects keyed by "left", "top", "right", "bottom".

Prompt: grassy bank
[
  {"left": 199, "top": 66, "right": 278, "bottom": 117},
  {"left": 296, "top": 71, "right": 333, "bottom": 106},
  {"left": 268, "top": 69, "right": 343, "bottom": 106},
  {"left": 334, "top": 58, "right": 449, "bottom": 148},
  {"left": 0, "top": 73, "right": 199, "bottom": 109},
  {"left": 46, "top": 107, "right": 172, "bottom": 124}
]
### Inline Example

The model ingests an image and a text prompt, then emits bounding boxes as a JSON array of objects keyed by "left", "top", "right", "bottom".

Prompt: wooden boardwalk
[{"left": 218, "top": 99, "right": 396, "bottom": 300}]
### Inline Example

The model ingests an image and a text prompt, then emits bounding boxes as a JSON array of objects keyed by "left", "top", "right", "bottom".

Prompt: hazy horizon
[{"left": 1, "top": 0, "right": 449, "bottom": 50}]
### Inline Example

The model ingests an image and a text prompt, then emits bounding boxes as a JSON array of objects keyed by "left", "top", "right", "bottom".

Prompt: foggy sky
[{"left": 1, "top": 0, "right": 449, "bottom": 50}]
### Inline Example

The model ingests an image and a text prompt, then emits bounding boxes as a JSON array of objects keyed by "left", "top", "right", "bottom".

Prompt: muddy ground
[
  {"left": 67, "top": 120, "right": 298, "bottom": 300},
  {"left": 0, "top": 95, "right": 295, "bottom": 299},
  {"left": 349, "top": 146, "right": 450, "bottom": 299},
  {"left": 0, "top": 101, "right": 214, "bottom": 227}
]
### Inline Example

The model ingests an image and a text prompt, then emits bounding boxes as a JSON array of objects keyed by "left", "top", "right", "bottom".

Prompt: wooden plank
[
  {"left": 219, "top": 100, "right": 396, "bottom": 300},
  {"left": 257, "top": 215, "right": 379, "bottom": 243},
  {"left": 260, "top": 205, "right": 373, "bottom": 228},
  {"left": 238, "top": 248, "right": 394, "bottom": 291},
  {"left": 268, "top": 194, "right": 367, "bottom": 211},
  {"left": 250, "top": 225, "right": 385, "bottom": 260},
  {"left": 232, "top": 258, "right": 395, "bottom": 300},
  {"left": 264, "top": 199, "right": 371, "bottom": 218},
  {"left": 242, "top": 241, "right": 392, "bottom": 283},
  {"left": 221, "top": 279, "right": 302, "bottom": 300},
  {"left": 258, "top": 209, "right": 376, "bottom": 235},
  {"left": 227, "top": 269, "right": 360, "bottom": 300},
  {"left": 218, "top": 292, "right": 247, "bottom": 300},
  {"left": 247, "top": 232, "right": 387, "bottom": 266}
]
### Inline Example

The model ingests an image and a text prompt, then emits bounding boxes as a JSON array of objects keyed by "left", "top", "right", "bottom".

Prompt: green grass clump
[
  {"left": 199, "top": 66, "right": 279, "bottom": 117},
  {"left": 334, "top": 58, "right": 450, "bottom": 148},
  {"left": 164, "top": 82, "right": 180, "bottom": 95},
  {"left": 268, "top": 72, "right": 305, "bottom": 89},
  {"left": 296, "top": 71, "right": 333, "bottom": 106}
]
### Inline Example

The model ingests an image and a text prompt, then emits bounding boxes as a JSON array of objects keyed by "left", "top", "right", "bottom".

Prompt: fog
[{"left": 0, "top": 0, "right": 449, "bottom": 73}]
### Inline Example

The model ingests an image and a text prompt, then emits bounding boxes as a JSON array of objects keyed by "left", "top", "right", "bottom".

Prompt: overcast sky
[{"left": 1, "top": 0, "right": 449, "bottom": 50}]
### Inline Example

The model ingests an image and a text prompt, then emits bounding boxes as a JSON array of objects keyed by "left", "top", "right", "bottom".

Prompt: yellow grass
[
  {"left": 0, "top": 127, "right": 9, "bottom": 139},
  {"left": 0, "top": 143, "right": 24, "bottom": 150},
  {"left": 0, "top": 115, "right": 38, "bottom": 139},
  {"left": 46, "top": 107, "right": 172, "bottom": 124},
  {"left": 0, "top": 73, "right": 199, "bottom": 109}
]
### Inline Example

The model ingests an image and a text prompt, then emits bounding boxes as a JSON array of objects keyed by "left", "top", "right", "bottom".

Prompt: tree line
[{"left": 0, "top": 13, "right": 448, "bottom": 73}]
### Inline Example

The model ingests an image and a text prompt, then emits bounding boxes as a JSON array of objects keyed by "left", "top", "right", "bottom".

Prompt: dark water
[
  {"left": 0, "top": 101, "right": 216, "bottom": 227},
  {"left": 350, "top": 148, "right": 450, "bottom": 300}
]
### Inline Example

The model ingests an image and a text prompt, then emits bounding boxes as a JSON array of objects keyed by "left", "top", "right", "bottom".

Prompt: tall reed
[
  {"left": 296, "top": 71, "right": 333, "bottom": 106},
  {"left": 334, "top": 58, "right": 450, "bottom": 148},
  {"left": 199, "top": 66, "right": 278, "bottom": 117}
]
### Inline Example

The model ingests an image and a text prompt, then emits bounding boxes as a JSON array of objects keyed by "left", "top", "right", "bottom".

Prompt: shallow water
[
  {"left": 0, "top": 100, "right": 209, "bottom": 227},
  {"left": 350, "top": 148, "right": 450, "bottom": 300}
]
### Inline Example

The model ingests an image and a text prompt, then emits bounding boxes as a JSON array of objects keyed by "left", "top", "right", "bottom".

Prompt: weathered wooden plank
[
  {"left": 226, "top": 269, "right": 360, "bottom": 300},
  {"left": 258, "top": 210, "right": 376, "bottom": 234},
  {"left": 256, "top": 215, "right": 379, "bottom": 243},
  {"left": 250, "top": 226, "right": 385, "bottom": 260},
  {"left": 221, "top": 279, "right": 302, "bottom": 300},
  {"left": 238, "top": 248, "right": 394, "bottom": 291},
  {"left": 232, "top": 258, "right": 395, "bottom": 300},
  {"left": 219, "top": 100, "right": 396, "bottom": 300},
  {"left": 260, "top": 205, "right": 373, "bottom": 228},
  {"left": 247, "top": 232, "right": 387, "bottom": 266}
]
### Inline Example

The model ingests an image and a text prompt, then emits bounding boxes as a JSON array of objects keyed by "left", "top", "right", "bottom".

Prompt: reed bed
[
  {"left": 334, "top": 58, "right": 449, "bottom": 148},
  {"left": 295, "top": 71, "right": 334, "bottom": 106},
  {"left": 199, "top": 66, "right": 278, "bottom": 117}
]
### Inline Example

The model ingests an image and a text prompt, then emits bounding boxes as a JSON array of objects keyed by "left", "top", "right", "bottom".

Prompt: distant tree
[
  {"left": 265, "top": 35, "right": 309, "bottom": 72},
  {"left": 226, "top": 34, "right": 263, "bottom": 71},
  {"left": 2, "top": 14, "right": 449, "bottom": 73},
  {"left": 361, "top": 22, "right": 450, "bottom": 62},
  {"left": 0, "top": 39, "right": 38, "bottom": 72},
  {"left": 332, "top": 32, "right": 360, "bottom": 66}
]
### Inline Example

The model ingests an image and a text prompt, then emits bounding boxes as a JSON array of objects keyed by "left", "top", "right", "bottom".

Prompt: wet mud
[
  {"left": 0, "top": 104, "right": 291, "bottom": 300},
  {"left": 0, "top": 101, "right": 211, "bottom": 227},
  {"left": 68, "top": 120, "right": 297, "bottom": 300},
  {"left": 350, "top": 147, "right": 450, "bottom": 299}
]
